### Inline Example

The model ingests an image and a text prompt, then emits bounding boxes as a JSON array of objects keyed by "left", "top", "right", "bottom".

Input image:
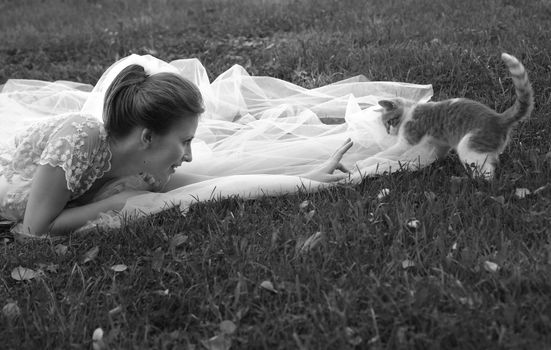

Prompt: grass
[{"left": 1, "top": 0, "right": 551, "bottom": 348}]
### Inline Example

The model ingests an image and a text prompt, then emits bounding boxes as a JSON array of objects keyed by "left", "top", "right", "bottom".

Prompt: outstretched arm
[{"left": 162, "top": 139, "right": 354, "bottom": 189}]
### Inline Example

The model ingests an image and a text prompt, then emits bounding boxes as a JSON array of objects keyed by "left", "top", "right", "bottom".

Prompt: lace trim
[
  {"left": 37, "top": 116, "right": 111, "bottom": 198},
  {"left": 1, "top": 114, "right": 111, "bottom": 200}
]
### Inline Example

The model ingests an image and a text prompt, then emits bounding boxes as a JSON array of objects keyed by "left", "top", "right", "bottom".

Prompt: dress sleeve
[{"left": 37, "top": 115, "right": 109, "bottom": 195}]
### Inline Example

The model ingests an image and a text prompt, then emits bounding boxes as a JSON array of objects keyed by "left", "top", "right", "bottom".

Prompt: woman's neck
[{"left": 105, "top": 132, "right": 145, "bottom": 179}]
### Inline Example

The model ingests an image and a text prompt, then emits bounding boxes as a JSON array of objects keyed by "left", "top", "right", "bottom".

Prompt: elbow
[
  {"left": 16, "top": 221, "right": 51, "bottom": 239},
  {"left": 20, "top": 216, "right": 67, "bottom": 238}
]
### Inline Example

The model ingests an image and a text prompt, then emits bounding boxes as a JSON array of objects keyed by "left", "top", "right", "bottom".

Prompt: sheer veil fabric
[{"left": 0, "top": 54, "right": 435, "bottom": 231}]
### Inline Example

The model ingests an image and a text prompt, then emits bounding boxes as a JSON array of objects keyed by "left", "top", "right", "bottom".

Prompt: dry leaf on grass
[
  {"left": 110, "top": 264, "right": 128, "bottom": 272},
  {"left": 260, "top": 280, "right": 277, "bottom": 293},
  {"left": 153, "top": 289, "right": 169, "bottom": 296},
  {"left": 11, "top": 266, "right": 38, "bottom": 281},
  {"left": 108, "top": 305, "right": 123, "bottom": 316},
  {"left": 345, "top": 327, "right": 363, "bottom": 346},
  {"left": 54, "top": 244, "right": 68, "bottom": 256},
  {"left": 483, "top": 261, "right": 499, "bottom": 273},
  {"left": 92, "top": 327, "right": 107, "bottom": 350},
  {"left": 219, "top": 320, "right": 237, "bottom": 335},
  {"left": 169, "top": 233, "right": 188, "bottom": 249},
  {"left": 82, "top": 246, "right": 99, "bottom": 264},
  {"left": 406, "top": 219, "right": 421, "bottom": 230},
  {"left": 514, "top": 188, "right": 531, "bottom": 199},
  {"left": 424, "top": 191, "right": 437, "bottom": 201},
  {"left": 377, "top": 188, "right": 390, "bottom": 200},
  {"left": 2, "top": 301, "right": 21, "bottom": 320},
  {"left": 401, "top": 260, "right": 415, "bottom": 269},
  {"left": 300, "top": 231, "right": 324, "bottom": 252}
]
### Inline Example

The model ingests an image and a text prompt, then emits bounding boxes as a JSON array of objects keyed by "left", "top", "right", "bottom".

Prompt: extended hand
[{"left": 302, "top": 138, "right": 353, "bottom": 182}]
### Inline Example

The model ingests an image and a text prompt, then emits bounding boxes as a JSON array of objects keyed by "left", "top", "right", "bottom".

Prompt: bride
[{"left": 0, "top": 54, "right": 434, "bottom": 235}]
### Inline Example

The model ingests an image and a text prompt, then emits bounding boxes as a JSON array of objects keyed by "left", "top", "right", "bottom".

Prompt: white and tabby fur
[{"left": 375, "top": 53, "right": 533, "bottom": 179}]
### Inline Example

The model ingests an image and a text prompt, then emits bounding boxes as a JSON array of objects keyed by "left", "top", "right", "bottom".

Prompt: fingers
[
  {"left": 335, "top": 162, "right": 350, "bottom": 173},
  {"left": 333, "top": 138, "right": 353, "bottom": 158},
  {"left": 324, "top": 171, "right": 352, "bottom": 182}
]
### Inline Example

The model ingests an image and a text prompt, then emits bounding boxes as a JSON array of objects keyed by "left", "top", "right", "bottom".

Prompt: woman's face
[{"left": 143, "top": 115, "right": 199, "bottom": 185}]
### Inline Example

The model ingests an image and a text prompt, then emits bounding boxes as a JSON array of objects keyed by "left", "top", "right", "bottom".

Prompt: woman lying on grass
[{"left": 0, "top": 61, "right": 353, "bottom": 237}]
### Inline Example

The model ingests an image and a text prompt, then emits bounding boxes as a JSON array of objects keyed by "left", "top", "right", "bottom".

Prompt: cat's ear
[{"left": 378, "top": 100, "right": 397, "bottom": 111}]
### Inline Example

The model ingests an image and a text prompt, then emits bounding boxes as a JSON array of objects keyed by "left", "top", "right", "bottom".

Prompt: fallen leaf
[
  {"left": 92, "top": 328, "right": 104, "bottom": 341},
  {"left": 458, "top": 297, "right": 474, "bottom": 307},
  {"left": 108, "top": 305, "right": 123, "bottom": 316},
  {"left": 483, "top": 261, "right": 499, "bottom": 273},
  {"left": 82, "top": 246, "right": 99, "bottom": 264},
  {"left": 345, "top": 327, "right": 363, "bottom": 346},
  {"left": 406, "top": 219, "right": 421, "bottom": 230},
  {"left": 424, "top": 191, "right": 436, "bottom": 201},
  {"left": 110, "top": 264, "right": 128, "bottom": 272},
  {"left": 219, "top": 320, "right": 237, "bottom": 335},
  {"left": 368, "top": 335, "right": 380, "bottom": 345},
  {"left": 514, "top": 188, "right": 531, "bottom": 199},
  {"left": 300, "top": 231, "right": 324, "bottom": 252},
  {"left": 169, "top": 329, "right": 181, "bottom": 340},
  {"left": 11, "top": 266, "right": 38, "bottom": 281},
  {"left": 201, "top": 333, "right": 232, "bottom": 350},
  {"left": 54, "top": 244, "right": 68, "bottom": 256},
  {"left": 153, "top": 289, "right": 169, "bottom": 296},
  {"left": 401, "top": 259, "right": 416, "bottom": 269},
  {"left": 92, "top": 327, "right": 107, "bottom": 350},
  {"left": 377, "top": 188, "right": 390, "bottom": 200},
  {"left": 260, "top": 280, "right": 277, "bottom": 293},
  {"left": 2, "top": 302, "right": 21, "bottom": 320},
  {"left": 169, "top": 233, "right": 188, "bottom": 249},
  {"left": 299, "top": 200, "right": 310, "bottom": 210}
]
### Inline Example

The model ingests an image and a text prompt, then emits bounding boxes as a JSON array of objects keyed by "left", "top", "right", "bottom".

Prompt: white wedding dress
[{"left": 0, "top": 55, "right": 435, "bottom": 231}]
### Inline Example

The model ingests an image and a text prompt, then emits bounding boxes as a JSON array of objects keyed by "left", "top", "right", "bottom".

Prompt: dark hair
[{"left": 103, "top": 64, "right": 204, "bottom": 139}]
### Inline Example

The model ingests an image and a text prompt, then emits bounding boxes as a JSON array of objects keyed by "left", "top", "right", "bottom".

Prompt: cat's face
[{"left": 379, "top": 98, "right": 411, "bottom": 135}]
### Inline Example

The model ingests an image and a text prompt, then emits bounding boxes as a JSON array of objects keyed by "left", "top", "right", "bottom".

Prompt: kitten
[{"left": 377, "top": 52, "right": 533, "bottom": 179}]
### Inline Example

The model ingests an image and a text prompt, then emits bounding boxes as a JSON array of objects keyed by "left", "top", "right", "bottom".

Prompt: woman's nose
[{"left": 182, "top": 145, "right": 192, "bottom": 162}]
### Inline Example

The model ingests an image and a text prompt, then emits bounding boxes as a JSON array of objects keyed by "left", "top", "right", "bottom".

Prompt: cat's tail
[{"left": 500, "top": 53, "right": 534, "bottom": 125}]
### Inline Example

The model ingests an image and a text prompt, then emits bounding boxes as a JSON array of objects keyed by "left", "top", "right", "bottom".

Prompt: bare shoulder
[{"left": 32, "top": 164, "right": 72, "bottom": 201}]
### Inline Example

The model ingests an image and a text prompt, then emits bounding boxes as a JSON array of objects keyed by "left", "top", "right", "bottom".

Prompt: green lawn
[{"left": 1, "top": 0, "right": 551, "bottom": 349}]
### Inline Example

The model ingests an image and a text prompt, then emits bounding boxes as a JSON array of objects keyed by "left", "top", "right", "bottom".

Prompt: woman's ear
[{"left": 140, "top": 128, "right": 154, "bottom": 148}]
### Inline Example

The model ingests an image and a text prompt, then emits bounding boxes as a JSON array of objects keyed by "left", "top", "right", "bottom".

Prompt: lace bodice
[{"left": 0, "top": 113, "right": 111, "bottom": 221}]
